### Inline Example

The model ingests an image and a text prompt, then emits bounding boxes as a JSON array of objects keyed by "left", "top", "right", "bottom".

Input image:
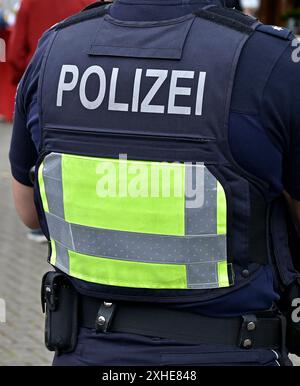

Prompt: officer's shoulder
[
  {"left": 255, "top": 24, "right": 295, "bottom": 42},
  {"left": 54, "top": 1, "right": 110, "bottom": 31},
  {"left": 195, "top": 6, "right": 295, "bottom": 41},
  {"left": 195, "top": 6, "right": 258, "bottom": 34}
]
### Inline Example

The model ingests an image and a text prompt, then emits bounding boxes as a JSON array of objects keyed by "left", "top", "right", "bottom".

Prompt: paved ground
[
  {"left": 0, "top": 122, "right": 299, "bottom": 366},
  {"left": 0, "top": 123, "right": 53, "bottom": 366}
]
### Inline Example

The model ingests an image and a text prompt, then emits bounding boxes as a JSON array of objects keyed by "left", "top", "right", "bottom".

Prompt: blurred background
[
  {"left": 2, "top": 0, "right": 300, "bottom": 123},
  {"left": 0, "top": 0, "right": 300, "bottom": 366}
]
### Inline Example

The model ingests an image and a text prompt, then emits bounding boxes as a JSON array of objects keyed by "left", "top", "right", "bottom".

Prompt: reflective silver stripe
[
  {"left": 187, "top": 261, "right": 220, "bottom": 289},
  {"left": 185, "top": 165, "right": 217, "bottom": 235},
  {"left": 45, "top": 212, "right": 226, "bottom": 265},
  {"left": 43, "top": 153, "right": 65, "bottom": 218},
  {"left": 50, "top": 241, "right": 228, "bottom": 289},
  {"left": 54, "top": 241, "right": 70, "bottom": 273}
]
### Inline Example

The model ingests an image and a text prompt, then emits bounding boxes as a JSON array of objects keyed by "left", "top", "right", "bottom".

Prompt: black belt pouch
[{"left": 41, "top": 271, "right": 78, "bottom": 355}]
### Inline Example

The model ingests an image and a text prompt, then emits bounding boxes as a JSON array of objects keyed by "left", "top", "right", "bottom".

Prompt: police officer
[{"left": 10, "top": 0, "right": 300, "bottom": 366}]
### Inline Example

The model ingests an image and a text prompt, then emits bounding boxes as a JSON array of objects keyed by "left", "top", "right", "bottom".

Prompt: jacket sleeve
[
  {"left": 261, "top": 42, "right": 300, "bottom": 201},
  {"left": 9, "top": 30, "right": 54, "bottom": 186}
]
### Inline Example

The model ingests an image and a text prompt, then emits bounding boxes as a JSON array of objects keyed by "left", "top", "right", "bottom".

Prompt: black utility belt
[
  {"left": 79, "top": 294, "right": 283, "bottom": 350},
  {"left": 42, "top": 272, "right": 284, "bottom": 355}
]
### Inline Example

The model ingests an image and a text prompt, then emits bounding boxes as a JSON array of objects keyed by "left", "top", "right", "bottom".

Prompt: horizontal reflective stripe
[
  {"left": 53, "top": 243, "right": 231, "bottom": 289},
  {"left": 46, "top": 212, "right": 227, "bottom": 265}
]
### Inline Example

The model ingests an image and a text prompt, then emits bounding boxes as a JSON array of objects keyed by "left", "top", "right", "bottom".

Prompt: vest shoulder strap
[
  {"left": 256, "top": 24, "right": 295, "bottom": 41},
  {"left": 195, "top": 6, "right": 258, "bottom": 35},
  {"left": 55, "top": 1, "right": 110, "bottom": 31}
]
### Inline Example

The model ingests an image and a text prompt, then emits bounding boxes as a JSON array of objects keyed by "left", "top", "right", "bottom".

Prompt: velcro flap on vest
[{"left": 88, "top": 15, "right": 195, "bottom": 60}]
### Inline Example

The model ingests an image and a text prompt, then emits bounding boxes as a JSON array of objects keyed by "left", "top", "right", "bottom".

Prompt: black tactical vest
[{"left": 35, "top": 3, "right": 300, "bottom": 303}]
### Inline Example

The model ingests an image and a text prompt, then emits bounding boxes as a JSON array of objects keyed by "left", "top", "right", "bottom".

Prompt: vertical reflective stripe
[
  {"left": 40, "top": 154, "right": 65, "bottom": 268},
  {"left": 38, "top": 163, "right": 49, "bottom": 213},
  {"left": 55, "top": 242, "right": 70, "bottom": 273},
  {"left": 69, "top": 249, "right": 187, "bottom": 289},
  {"left": 185, "top": 165, "right": 217, "bottom": 235},
  {"left": 217, "top": 181, "right": 227, "bottom": 235},
  {"left": 43, "top": 154, "right": 65, "bottom": 219},
  {"left": 62, "top": 155, "right": 185, "bottom": 236},
  {"left": 46, "top": 213, "right": 74, "bottom": 251},
  {"left": 187, "top": 261, "right": 218, "bottom": 288},
  {"left": 50, "top": 240, "right": 57, "bottom": 266},
  {"left": 217, "top": 261, "right": 230, "bottom": 288}
]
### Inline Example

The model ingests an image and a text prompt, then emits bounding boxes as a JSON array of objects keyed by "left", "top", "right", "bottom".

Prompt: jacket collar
[{"left": 114, "top": 1, "right": 225, "bottom": 7}]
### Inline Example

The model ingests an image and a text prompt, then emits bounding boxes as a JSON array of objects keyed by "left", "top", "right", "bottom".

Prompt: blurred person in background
[
  {"left": 8, "top": 0, "right": 93, "bottom": 243},
  {"left": 0, "top": 0, "right": 17, "bottom": 122},
  {"left": 0, "top": 1, "right": 8, "bottom": 122},
  {"left": 239, "top": 0, "right": 261, "bottom": 16},
  {"left": 2, "top": 0, "right": 20, "bottom": 26},
  {"left": 0, "top": 3, "right": 8, "bottom": 29},
  {"left": 7, "top": 0, "right": 93, "bottom": 86}
]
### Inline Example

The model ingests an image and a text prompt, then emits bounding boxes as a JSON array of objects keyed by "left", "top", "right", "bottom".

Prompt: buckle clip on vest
[
  {"left": 238, "top": 315, "right": 258, "bottom": 349},
  {"left": 96, "top": 302, "right": 117, "bottom": 333}
]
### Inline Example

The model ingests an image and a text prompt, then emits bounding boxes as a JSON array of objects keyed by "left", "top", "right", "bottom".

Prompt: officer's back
[{"left": 10, "top": 0, "right": 300, "bottom": 366}]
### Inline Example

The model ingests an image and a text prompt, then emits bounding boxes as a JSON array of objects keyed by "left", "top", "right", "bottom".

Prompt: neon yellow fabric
[
  {"left": 217, "top": 182, "right": 227, "bottom": 235},
  {"left": 50, "top": 240, "right": 57, "bottom": 266},
  {"left": 69, "top": 250, "right": 187, "bottom": 289},
  {"left": 39, "top": 153, "right": 232, "bottom": 290},
  {"left": 38, "top": 163, "right": 49, "bottom": 213},
  {"left": 62, "top": 155, "right": 185, "bottom": 236},
  {"left": 217, "top": 261, "right": 230, "bottom": 288}
]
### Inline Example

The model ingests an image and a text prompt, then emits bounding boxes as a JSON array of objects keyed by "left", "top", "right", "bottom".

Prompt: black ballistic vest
[{"left": 35, "top": 3, "right": 300, "bottom": 302}]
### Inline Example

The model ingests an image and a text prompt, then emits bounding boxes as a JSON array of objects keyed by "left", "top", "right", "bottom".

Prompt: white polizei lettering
[
  {"left": 57, "top": 65, "right": 207, "bottom": 116},
  {"left": 79, "top": 66, "right": 106, "bottom": 110},
  {"left": 56, "top": 65, "right": 79, "bottom": 107},
  {"left": 168, "top": 70, "right": 194, "bottom": 115},
  {"left": 132, "top": 69, "right": 143, "bottom": 113},
  {"left": 195, "top": 72, "right": 207, "bottom": 116},
  {"left": 140, "top": 69, "right": 168, "bottom": 114},
  {"left": 109, "top": 68, "right": 129, "bottom": 112}
]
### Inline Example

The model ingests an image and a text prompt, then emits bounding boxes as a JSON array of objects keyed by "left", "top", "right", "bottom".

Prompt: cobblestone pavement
[
  {"left": 0, "top": 123, "right": 53, "bottom": 366},
  {"left": 0, "top": 122, "right": 299, "bottom": 366}
]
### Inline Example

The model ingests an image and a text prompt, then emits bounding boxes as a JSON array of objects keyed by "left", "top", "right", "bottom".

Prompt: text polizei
[{"left": 56, "top": 65, "right": 207, "bottom": 116}]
